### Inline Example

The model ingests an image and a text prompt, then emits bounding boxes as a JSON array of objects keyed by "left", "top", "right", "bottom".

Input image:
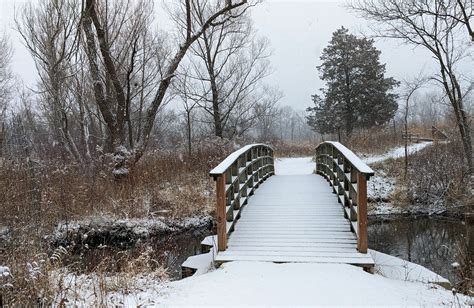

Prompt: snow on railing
[
  {"left": 210, "top": 144, "right": 274, "bottom": 251},
  {"left": 316, "top": 141, "right": 374, "bottom": 253}
]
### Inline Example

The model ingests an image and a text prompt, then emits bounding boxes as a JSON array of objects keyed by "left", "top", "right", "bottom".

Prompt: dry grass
[
  {"left": 0, "top": 144, "right": 233, "bottom": 306},
  {"left": 272, "top": 140, "right": 317, "bottom": 157},
  {"left": 373, "top": 140, "right": 469, "bottom": 208},
  {"left": 344, "top": 127, "right": 404, "bottom": 155}
]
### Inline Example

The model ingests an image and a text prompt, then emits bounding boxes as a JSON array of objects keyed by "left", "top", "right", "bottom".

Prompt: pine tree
[{"left": 307, "top": 27, "right": 399, "bottom": 137}]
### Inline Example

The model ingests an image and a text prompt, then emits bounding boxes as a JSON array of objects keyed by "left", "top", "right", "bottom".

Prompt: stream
[
  {"left": 64, "top": 216, "right": 471, "bottom": 286},
  {"left": 368, "top": 216, "right": 472, "bottom": 287}
]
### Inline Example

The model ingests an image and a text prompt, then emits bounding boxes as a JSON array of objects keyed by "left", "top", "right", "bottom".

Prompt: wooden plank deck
[{"left": 215, "top": 174, "right": 375, "bottom": 266}]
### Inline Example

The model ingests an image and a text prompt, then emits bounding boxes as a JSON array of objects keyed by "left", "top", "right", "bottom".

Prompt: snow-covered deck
[{"left": 215, "top": 157, "right": 375, "bottom": 267}]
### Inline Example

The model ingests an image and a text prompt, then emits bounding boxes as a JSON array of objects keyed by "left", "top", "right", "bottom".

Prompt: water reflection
[{"left": 368, "top": 217, "right": 470, "bottom": 286}]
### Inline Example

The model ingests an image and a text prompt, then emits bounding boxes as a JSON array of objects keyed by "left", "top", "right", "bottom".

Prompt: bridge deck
[{"left": 216, "top": 171, "right": 374, "bottom": 266}]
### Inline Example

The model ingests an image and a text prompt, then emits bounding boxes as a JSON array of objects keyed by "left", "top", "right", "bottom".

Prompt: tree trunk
[
  {"left": 404, "top": 97, "right": 409, "bottom": 179},
  {"left": 77, "top": 81, "right": 92, "bottom": 161},
  {"left": 82, "top": 4, "right": 117, "bottom": 153},
  {"left": 0, "top": 120, "right": 4, "bottom": 161},
  {"left": 187, "top": 110, "right": 192, "bottom": 155}
]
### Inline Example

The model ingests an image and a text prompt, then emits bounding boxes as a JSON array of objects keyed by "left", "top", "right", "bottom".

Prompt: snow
[
  {"left": 274, "top": 156, "right": 315, "bottom": 175},
  {"left": 325, "top": 141, "right": 375, "bottom": 175},
  {"left": 367, "top": 171, "right": 397, "bottom": 215},
  {"left": 367, "top": 170, "right": 395, "bottom": 201},
  {"left": 53, "top": 216, "right": 212, "bottom": 242},
  {"left": 362, "top": 141, "right": 432, "bottom": 164},
  {"left": 370, "top": 250, "right": 449, "bottom": 285},
  {"left": 360, "top": 142, "right": 438, "bottom": 215},
  {"left": 51, "top": 271, "right": 166, "bottom": 307},
  {"left": 0, "top": 226, "right": 10, "bottom": 241},
  {"left": 0, "top": 266, "right": 11, "bottom": 278},
  {"left": 181, "top": 251, "right": 215, "bottom": 276},
  {"left": 210, "top": 143, "right": 270, "bottom": 175},
  {"left": 49, "top": 250, "right": 468, "bottom": 306},
  {"left": 112, "top": 167, "right": 129, "bottom": 176},
  {"left": 157, "top": 261, "right": 469, "bottom": 306}
]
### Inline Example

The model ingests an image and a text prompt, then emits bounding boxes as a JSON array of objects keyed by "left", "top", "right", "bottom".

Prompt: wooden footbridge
[{"left": 208, "top": 142, "right": 375, "bottom": 269}]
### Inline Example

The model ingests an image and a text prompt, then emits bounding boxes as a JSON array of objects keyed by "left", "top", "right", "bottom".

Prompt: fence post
[
  {"left": 216, "top": 174, "right": 227, "bottom": 251},
  {"left": 357, "top": 173, "right": 368, "bottom": 253}
]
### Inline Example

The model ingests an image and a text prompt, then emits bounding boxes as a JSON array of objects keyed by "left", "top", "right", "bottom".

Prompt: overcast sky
[{"left": 0, "top": 0, "right": 440, "bottom": 111}]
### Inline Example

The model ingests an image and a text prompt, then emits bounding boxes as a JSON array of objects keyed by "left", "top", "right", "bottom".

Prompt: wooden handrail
[
  {"left": 315, "top": 141, "right": 374, "bottom": 253},
  {"left": 210, "top": 144, "right": 275, "bottom": 251}
]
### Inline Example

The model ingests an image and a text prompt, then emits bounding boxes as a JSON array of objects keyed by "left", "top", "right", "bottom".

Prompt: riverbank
[
  {"left": 25, "top": 247, "right": 470, "bottom": 306},
  {"left": 122, "top": 256, "right": 470, "bottom": 306}
]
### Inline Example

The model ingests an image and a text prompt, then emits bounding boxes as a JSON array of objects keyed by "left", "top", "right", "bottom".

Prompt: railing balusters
[
  {"left": 316, "top": 141, "right": 374, "bottom": 254},
  {"left": 210, "top": 144, "right": 275, "bottom": 252}
]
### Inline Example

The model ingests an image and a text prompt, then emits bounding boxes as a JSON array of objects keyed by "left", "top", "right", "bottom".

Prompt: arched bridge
[{"left": 209, "top": 142, "right": 375, "bottom": 269}]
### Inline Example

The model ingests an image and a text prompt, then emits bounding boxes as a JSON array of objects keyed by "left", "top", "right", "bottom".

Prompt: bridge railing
[
  {"left": 210, "top": 144, "right": 275, "bottom": 252},
  {"left": 315, "top": 141, "right": 374, "bottom": 253}
]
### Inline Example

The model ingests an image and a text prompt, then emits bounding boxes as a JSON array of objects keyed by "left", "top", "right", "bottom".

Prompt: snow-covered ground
[
  {"left": 371, "top": 250, "right": 449, "bottom": 285},
  {"left": 48, "top": 249, "right": 472, "bottom": 306},
  {"left": 361, "top": 141, "right": 432, "bottom": 164},
  {"left": 274, "top": 156, "right": 315, "bottom": 175},
  {"left": 367, "top": 170, "right": 396, "bottom": 201},
  {"left": 360, "top": 142, "right": 440, "bottom": 215},
  {"left": 157, "top": 259, "right": 469, "bottom": 306}
]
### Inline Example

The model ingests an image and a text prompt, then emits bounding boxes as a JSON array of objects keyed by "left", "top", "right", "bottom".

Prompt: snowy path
[
  {"left": 274, "top": 156, "right": 315, "bottom": 175},
  {"left": 361, "top": 141, "right": 432, "bottom": 164}
]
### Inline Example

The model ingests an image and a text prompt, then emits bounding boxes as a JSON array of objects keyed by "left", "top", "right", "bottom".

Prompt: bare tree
[
  {"left": 400, "top": 77, "right": 426, "bottom": 178},
  {"left": 175, "top": 70, "right": 199, "bottom": 155},
  {"left": 0, "top": 33, "right": 13, "bottom": 161},
  {"left": 16, "top": 0, "right": 85, "bottom": 163},
  {"left": 351, "top": 0, "right": 473, "bottom": 174},
  {"left": 176, "top": 3, "right": 274, "bottom": 138},
  {"left": 253, "top": 87, "right": 284, "bottom": 141},
  {"left": 82, "top": 0, "right": 251, "bottom": 172}
]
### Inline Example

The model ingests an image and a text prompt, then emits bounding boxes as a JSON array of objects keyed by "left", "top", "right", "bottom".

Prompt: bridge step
[{"left": 215, "top": 254, "right": 374, "bottom": 266}]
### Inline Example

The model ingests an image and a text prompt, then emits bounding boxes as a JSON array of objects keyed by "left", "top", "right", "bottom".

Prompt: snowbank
[
  {"left": 157, "top": 261, "right": 469, "bottom": 306},
  {"left": 51, "top": 216, "right": 213, "bottom": 248},
  {"left": 46, "top": 247, "right": 472, "bottom": 306},
  {"left": 370, "top": 250, "right": 450, "bottom": 286}
]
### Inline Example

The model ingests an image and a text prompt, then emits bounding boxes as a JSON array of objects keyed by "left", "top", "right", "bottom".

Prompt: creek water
[
  {"left": 72, "top": 226, "right": 212, "bottom": 279},
  {"left": 368, "top": 216, "right": 471, "bottom": 286},
  {"left": 71, "top": 217, "right": 471, "bottom": 285}
]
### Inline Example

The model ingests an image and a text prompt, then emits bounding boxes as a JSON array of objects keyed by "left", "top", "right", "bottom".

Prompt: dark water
[
  {"left": 154, "top": 228, "right": 212, "bottom": 278},
  {"left": 368, "top": 216, "right": 472, "bottom": 286},
  {"left": 70, "top": 217, "right": 471, "bottom": 285},
  {"left": 70, "top": 227, "right": 212, "bottom": 279}
]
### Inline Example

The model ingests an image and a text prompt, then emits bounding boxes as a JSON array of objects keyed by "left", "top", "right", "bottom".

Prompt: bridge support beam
[
  {"left": 216, "top": 174, "right": 227, "bottom": 251},
  {"left": 357, "top": 174, "right": 368, "bottom": 253}
]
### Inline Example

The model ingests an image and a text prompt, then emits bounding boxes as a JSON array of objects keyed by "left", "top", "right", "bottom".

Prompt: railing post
[
  {"left": 216, "top": 174, "right": 227, "bottom": 251},
  {"left": 357, "top": 173, "right": 368, "bottom": 253}
]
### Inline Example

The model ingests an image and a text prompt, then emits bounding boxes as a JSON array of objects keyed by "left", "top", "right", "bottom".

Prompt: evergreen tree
[{"left": 307, "top": 27, "right": 399, "bottom": 137}]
